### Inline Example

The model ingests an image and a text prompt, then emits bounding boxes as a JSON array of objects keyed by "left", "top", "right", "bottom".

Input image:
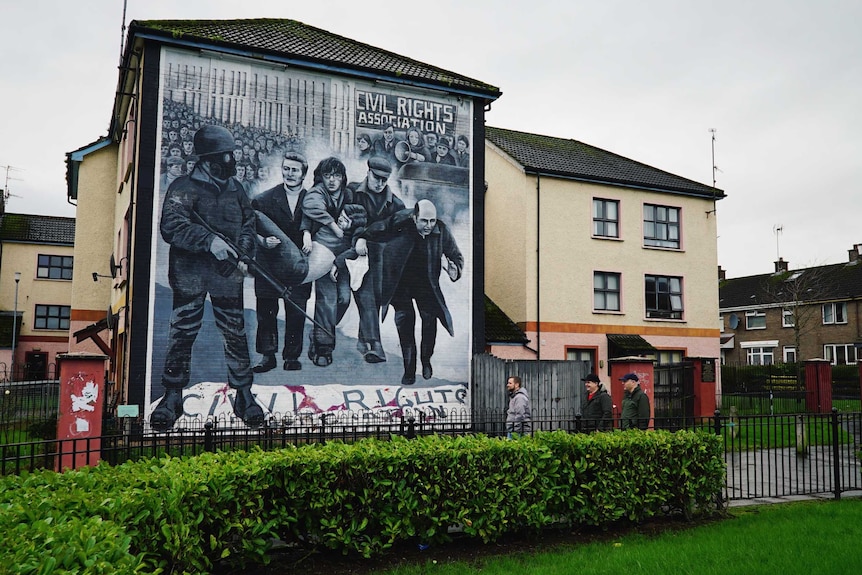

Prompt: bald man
[{"left": 360, "top": 199, "right": 463, "bottom": 385}]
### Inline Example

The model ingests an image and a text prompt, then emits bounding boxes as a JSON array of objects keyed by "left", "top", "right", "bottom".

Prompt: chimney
[
  {"left": 718, "top": 265, "right": 726, "bottom": 281},
  {"left": 774, "top": 258, "right": 788, "bottom": 273},
  {"left": 850, "top": 244, "right": 861, "bottom": 263}
]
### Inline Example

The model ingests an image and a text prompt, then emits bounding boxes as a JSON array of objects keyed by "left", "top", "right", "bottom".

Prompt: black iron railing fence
[{"left": 2, "top": 409, "right": 861, "bottom": 502}]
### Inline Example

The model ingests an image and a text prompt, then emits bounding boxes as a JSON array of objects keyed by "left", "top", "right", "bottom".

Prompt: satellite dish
[
  {"left": 106, "top": 306, "right": 115, "bottom": 330},
  {"left": 729, "top": 313, "right": 739, "bottom": 329},
  {"left": 109, "top": 254, "right": 119, "bottom": 278}
]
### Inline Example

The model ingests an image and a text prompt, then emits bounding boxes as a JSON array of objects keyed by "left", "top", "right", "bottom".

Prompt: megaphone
[{"left": 394, "top": 140, "right": 412, "bottom": 163}]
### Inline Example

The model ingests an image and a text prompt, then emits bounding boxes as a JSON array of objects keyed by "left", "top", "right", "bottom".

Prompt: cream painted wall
[
  {"left": 484, "top": 141, "right": 530, "bottom": 322},
  {"left": 70, "top": 143, "right": 119, "bottom": 315},
  {"left": 0, "top": 243, "right": 74, "bottom": 338},
  {"left": 485, "top": 141, "right": 720, "bottom": 333},
  {"left": 1, "top": 242, "right": 74, "bottom": 371}
]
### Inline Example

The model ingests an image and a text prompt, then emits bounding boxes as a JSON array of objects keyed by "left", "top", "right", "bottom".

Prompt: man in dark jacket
[
  {"left": 620, "top": 373, "right": 651, "bottom": 430},
  {"left": 360, "top": 199, "right": 463, "bottom": 385},
  {"left": 349, "top": 157, "right": 405, "bottom": 363},
  {"left": 152, "top": 124, "right": 263, "bottom": 431},
  {"left": 581, "top": 373, "right": 613, "bottom": 432},
  {"left": 251, "top": 152, "right": 312, "bottom": 372}
]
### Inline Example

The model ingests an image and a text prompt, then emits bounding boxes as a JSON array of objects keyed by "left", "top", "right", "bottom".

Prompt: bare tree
[{"left": 759, "top": 265, "right": 836, "bottom": 379}]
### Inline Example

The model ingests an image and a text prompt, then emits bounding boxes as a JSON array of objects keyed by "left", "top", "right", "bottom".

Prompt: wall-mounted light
[{"left": 92, "top": 272, "right": 112, "bottom": 282}]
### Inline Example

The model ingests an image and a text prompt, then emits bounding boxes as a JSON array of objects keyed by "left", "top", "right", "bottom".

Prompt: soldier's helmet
[{"left": 194, "top": 125, "right": 236, "bottom": 158}]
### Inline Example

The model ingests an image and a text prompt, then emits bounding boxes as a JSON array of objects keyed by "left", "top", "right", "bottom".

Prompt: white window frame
[
  {"left": 741, "top": 340, "right": 777, "bottom": 366},
  {"left": 782, "top": 308, "right": 795, "bottom": 328},
  {"left": 822, "top": 302, "right": 847, "bottom": 325},
  {"left": 745, "top": 310, "right": 766, "bottom": 330},
  {"left": 592, "top": 198, "right": 619, "bottom": 239},
  {"left": 783, "top": 346, "right": 797, "bottom": 363},
  {"left": 823, "top": 344, "right": 857, "bottom": 366}
]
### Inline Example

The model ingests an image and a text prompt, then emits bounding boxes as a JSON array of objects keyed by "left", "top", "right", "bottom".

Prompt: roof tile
[
  {"left": 486, "top": 126, "right": 723, "bottom": 198},
  {"left": 131, "top": 19, "right": 500, "bottom": 97},
  {"left": 0, "top": 213, "right": 75, "bottom": 245}
]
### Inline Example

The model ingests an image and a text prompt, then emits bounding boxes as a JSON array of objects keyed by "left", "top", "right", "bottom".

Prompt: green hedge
[{"left": 0, "top": 430, "right": 724, "bottom": 574}]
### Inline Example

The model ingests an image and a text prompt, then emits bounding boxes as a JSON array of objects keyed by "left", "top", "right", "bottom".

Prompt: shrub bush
[{"left": 0, "top": 430, "right": 723, "bottom": 573}]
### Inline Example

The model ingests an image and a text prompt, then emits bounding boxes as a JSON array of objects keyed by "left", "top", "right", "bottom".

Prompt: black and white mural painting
[{"left": 146, "top": 47, "right": 473, "bottom": 430}]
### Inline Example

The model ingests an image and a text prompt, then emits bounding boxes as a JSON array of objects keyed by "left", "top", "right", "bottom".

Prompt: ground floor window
[
  {"left": 823, "top": 343, "right": 857, "bottom": 365},
  {"left": 746, "top": 346, "right": 774, "bottom": 365}
]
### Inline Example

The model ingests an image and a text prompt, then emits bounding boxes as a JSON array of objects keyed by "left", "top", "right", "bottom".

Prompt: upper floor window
[
  {"left": 592, "top": 199, "right": 619, "bottom": 238},
  {"left": 37, "top": 255, "right": 73, "bottom": 280},
  {"left": 782, "top": 308, "right": 795, "bottom": 328},
  {"left": 645, "top": 275, "right": 683, "bottom": 319},
  {"left": 593, "top": 271, "right": 621, "bottom": 311},
  {"left": 643, "top": 204, "right": 680, "bottom": 249},
  {"left": 822, "top": 302, "right": 847, "bottom": 325},
  {"left": 746, "top": 310, "right": 766, "bottom": 330},
  {"left": 34, "top": 304, "right": 71, "bottom": 330}
]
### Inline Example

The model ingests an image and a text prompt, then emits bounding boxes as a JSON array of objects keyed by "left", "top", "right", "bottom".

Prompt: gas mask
[{"left": 204, "top": 152, "right": 237, "bottom": 181}]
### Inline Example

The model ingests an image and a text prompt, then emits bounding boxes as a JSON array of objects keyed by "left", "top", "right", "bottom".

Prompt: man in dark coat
[
  {"left": 581, "top": 373, "right": 613, "bottom": 431},
  {"left": 153, "top": 124, "right": 263, "bottom": 431},
  {"left": 620, "top": 373, "right": 651, "bottom": 430},
  {"left": 251, "top": 152, "right": 312, "bottom": 372},
  {"left": 361, "top": 199, "right": 463, "bottom": 385},
  {"left": 349, "top": 157, "right": 405, "bottom": 363}
]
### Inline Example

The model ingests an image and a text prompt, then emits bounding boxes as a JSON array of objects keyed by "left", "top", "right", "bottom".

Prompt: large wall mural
[{"left": 146, "top": 48, "right": 473, "bottom": 431}]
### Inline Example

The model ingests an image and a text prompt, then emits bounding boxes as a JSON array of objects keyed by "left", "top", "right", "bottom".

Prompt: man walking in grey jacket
[{"left": 506, "top": 376, "right": 532, "bottom": 438}]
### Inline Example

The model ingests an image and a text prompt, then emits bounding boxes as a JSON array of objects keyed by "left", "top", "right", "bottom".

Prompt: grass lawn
[
  {"left": 373, "top": 499, "right": 862, "bottom": 575},
  {"left": 719, "top": 415, "right": 853, "bottom": 449}
]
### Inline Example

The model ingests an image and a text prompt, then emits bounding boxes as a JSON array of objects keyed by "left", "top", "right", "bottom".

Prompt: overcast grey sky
[{"left": 1, "top": 0, "right": 859, "bottom": 278}]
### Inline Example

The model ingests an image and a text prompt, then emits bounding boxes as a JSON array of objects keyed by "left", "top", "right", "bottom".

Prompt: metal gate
[{"left": 653, "top": 361, "right": 695, "bottom": 428}]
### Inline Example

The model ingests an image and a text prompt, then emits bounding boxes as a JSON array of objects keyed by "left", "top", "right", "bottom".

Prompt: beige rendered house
[
  {"left": 484, "top": 126, "right": 724, "bottom": 376},
  {"left": 0, "top": 211, "right": 76, "bottom": 380}
]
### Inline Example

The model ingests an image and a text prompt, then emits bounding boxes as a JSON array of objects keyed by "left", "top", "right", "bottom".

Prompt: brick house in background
[{"left": 718, "top": 245, "right": 862, "bottom": 366}]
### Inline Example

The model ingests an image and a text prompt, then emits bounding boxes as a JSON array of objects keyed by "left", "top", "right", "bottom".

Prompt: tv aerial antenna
[
  {"left": 1, "top": 165, "right": 24, "bottom": 205},
  {"left": 773, "top": 224, "right": 783, "bottom": 261},
  {"left": 706, "top": 129, "right": 721, "bottom": 216}
]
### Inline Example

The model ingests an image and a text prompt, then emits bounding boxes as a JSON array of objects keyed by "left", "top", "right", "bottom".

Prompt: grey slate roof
[
  {"left": 485, "top": 296, "right": 529, "bottom": 345},
  {"left": 0, "top": 213, "right": 75, "bottom": 245},
  {"left": 719, "top": 261, "right": 862, "bottom": 309},
  {"left": 486, "top": 126, "right": 724, "bottom": 199},
  {"left": 130, "top": 19, "right": 501, "bottom": 98}
]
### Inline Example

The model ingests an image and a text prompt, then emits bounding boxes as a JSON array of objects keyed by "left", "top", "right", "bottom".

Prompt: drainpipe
[{"left": 536, "top": 173, "right": 541, "bottom": 360}]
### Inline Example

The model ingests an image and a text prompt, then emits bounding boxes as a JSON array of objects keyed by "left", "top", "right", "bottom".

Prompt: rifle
[{"left": 188, "top": 207, "right": 334, "bottom": 340}]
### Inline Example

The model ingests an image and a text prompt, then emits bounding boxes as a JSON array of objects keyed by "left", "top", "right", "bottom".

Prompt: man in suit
[
  {"left": 453, "top": 135, "right": 470, "bottom": 168},
  {"left": 371, "top": 122, "right": 398, "bottom": 166},
  {"left": 360, "top": 199, "right": 463, "bottom": 385},
  {"left": 251, "top": 152, "right": 313, "bottom": 372}
]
